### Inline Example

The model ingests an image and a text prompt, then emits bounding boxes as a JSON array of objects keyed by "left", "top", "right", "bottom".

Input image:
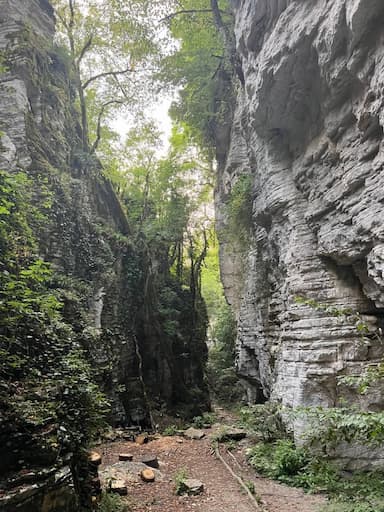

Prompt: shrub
[
  {"left": 97, "top": 493, "right": 128, "bottom": 512},
  {"left": 174, "top": 468, "right": 188, "bottom": 495},
  {"left": 239, "top": 403, "right": 287, "bottom": 442}
]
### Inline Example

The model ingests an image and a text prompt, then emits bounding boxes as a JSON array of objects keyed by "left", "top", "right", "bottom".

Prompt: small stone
[
  {"left": 214, "top": 428, "right": 247, "bottom": 442},
  {"left": 103, "top": 431, "right": 117, "bottom": 441},
  {"left": 179, "top": 478, "right": 204, "bottom": 495},
  {"left": 224, "top": 428, "right": 247, "bottom": 440},
  {"left": 135, "top": 434, "right": 149, "bottom": 445},
  {"left": 108, "top": 479, "right": 128, "bottom": 495},
  {"left": 119, "top": 453, "right": 133, "bottom": 461},
  {"left": 140, "top": 454, "right": 159, "bottom": 468},
  {"left": 88, "top": 451, "right": 102, "bottom": 466},
  {"left": 140, "top": 468, "right": 155, "bottom": 482},
  {"left": 184, "top": 427, "right": 205, "bottom": 440}
]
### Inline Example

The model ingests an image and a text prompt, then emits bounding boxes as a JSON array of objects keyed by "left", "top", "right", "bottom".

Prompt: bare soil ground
[{"left": 98, "top": 409, "right": 326, "bottom": 512}]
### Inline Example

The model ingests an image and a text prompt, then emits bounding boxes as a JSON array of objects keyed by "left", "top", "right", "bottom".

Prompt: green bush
[
  {"left": 206, "top": 303, "right": 242, "bottom": 404},
  {"left": 97, "top": 493, "right": 128, "bottom": 512},
  {"left": 192, "top": 412, "right": 216, "bottom": 428},
  {"left": 239, "top": 403, "right": 287, "bottom": 442},
  {"left": 247, "top": 439, "right": 384, "bottom": 510},
  {"left": 162, "top": 424, "right": 179, "bottom": 436},
  {"left": 225, "top": 174, "right": 253, "bottom": 248},
  {"left": 174, "top": 468, "right": 188, "bottom": 495},
  {"left": 247, "top": 440, "right": 309, "bottom": 481}
]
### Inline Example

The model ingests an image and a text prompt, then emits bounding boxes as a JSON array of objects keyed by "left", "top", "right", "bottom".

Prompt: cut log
[
  {"left": 135, "top": 434, "right": 149, "bottom": 445},
  {"left": 119, "top": 453, "right": 133, "bottom": 461},
  {"left": 140, "top": 468, "right": 155, "bottom": 482},
  {"left": 140, "top": 454, "right": 159, "bottom": 468},
  {"left": 88, "top": 451, "right": 102, "bottom": 466}
]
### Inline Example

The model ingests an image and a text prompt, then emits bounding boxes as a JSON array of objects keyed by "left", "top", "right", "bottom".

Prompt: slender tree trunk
[
  {"left": 210, "top": 0, "right": 244, "bottom": 85},
  {"left": 67, "top": 0, "right": 89, "bottom": 150}
]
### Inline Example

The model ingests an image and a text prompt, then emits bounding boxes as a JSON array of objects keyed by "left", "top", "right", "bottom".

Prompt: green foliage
[
  {"left": 162, "top": 424, "right": 179, "bottom": 436},
  {"left": 244, "top": 480, "right": 255, "bottom": 495},
  {"left": 0, "top": 167, "right": 108, "bottom": 461},
  {"left": 174, "top": 468, "right": 189, "bottom": 495},
  {"left": 56, "top": 349, "right": 110, "bottom": 445},
  {"left": 295, "top": 406, "right": 384, "bottom": 447},
  {"left": 239, "top": 404, "right": 287, "bottom": 442},
  {"left": 247, "top": 440, "right": 312, "bottom": 483},
  {"left": 320, "top": 499, "right": 384, "bottom": 512},
  {"left": 293, "top": 295, "right": 384, "bottom": 454},
  {"left": 52, "top": 0, "right": 165, "bottom": 148},
  {"left": 206, "top": 302, "right": 242, "bottom": 404},
  {"left": 294, "top": 295, "right": 379, "bottom": 344},
  {"left": 192, "top": 411, "right": 216, "bottom": 428},
  {"left": 97, "top": 493, "right": 129, "bottom": 512},
  {"left": 247, "top": 437, "right": 384, "bottom": 510},
  {"left": 211, "top": 426, "right": 230, "bottom": 442},
  {"left": 160, "top": 0, "right": 232, "bottom": 150},
  {"left": 224, "top": 174, "right": 253, "bottom": 248}
]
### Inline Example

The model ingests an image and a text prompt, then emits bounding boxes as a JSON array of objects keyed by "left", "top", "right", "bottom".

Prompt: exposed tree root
[{"left": 213, "top": 442, "right": 264, "bottom": 511}]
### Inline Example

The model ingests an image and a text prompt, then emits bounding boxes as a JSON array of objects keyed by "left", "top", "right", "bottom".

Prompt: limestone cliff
[
  {"left": 216, "top": 0, "right": 384, "bottom": 443},
  {"left": 0, "top": 1, "right": 208, "bottom": 509}
]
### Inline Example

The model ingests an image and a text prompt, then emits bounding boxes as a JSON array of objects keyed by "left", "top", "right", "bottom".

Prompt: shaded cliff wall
[
  {"left": 0, "top": 1, "right": 209, "bottom": 509},
  {"left": 216, "top": 0, "right": 384, "bottom": 422}
]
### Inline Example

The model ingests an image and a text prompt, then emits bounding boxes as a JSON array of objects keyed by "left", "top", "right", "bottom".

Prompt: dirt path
[{"left": 98, "top": 412, "right": 326, "bottom": 512}]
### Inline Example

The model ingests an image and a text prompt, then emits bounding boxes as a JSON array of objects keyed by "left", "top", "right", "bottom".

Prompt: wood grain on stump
[{"left": 140, "top": 468, "right": 155, "bottom": 482}]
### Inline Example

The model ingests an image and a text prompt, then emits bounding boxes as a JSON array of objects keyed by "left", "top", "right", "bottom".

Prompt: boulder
[
  {"left": 179, "top": 478, "right": 204, "bottom": 495},
  {"left": 184, "top": 428, "right": 205, "bottom": 440},
  {"left": 108, "top": 479, "right": 127, "bottom": 496}
]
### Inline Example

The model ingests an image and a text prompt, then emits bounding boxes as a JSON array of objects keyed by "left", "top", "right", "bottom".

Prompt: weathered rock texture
[
  {"left": 216, "top": 0, "right": 384, "bottom": 436},
  {"left": 0, "top": 0, "right": 208, "bottom": 509}
]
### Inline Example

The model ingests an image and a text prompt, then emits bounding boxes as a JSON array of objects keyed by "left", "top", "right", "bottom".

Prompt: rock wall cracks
[
  {"left": 0, "top": 1, "right": 208, "bottom": 509},
  {"left": 216, "top": 0, "right": 384, "bottom": 448}
]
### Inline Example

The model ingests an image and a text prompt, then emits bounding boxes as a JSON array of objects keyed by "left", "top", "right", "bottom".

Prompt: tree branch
[
  {"left": 90, "top": 100, "right": 124, "bottom": 154},
  {"left": 160, "top": 9, "right": 212, "bottom": 23},
  {"left": 76, "top": 34, "right": 93, "bottom": 65},
  {"left": 82, "top": 68, "right": 135, "bottom": 90},
  {"left": 159, "top": 8, "right": 229, "bottom": 23}
]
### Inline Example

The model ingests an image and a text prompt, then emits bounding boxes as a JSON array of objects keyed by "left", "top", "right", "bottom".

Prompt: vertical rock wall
[
  {"left": 0, "top": 1, "right": 209, "bottom": 509},
  {"left": 216, "top": 0, "right": 384, "bottom": 425}
]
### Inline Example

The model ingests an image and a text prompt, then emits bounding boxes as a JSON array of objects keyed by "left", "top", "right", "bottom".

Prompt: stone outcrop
[{"left": 216, "top": 0, "right": 384, "bottom": 436}]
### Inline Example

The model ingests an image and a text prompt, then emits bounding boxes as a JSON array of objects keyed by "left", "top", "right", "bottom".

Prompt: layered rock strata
[{"left": 216, "top": 0, "right": 384, "bottom": 441}]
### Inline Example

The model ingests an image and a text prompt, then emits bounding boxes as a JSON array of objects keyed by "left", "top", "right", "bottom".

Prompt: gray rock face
[{"left": 217, "top": 0, "right": 384, "bottom": 436}]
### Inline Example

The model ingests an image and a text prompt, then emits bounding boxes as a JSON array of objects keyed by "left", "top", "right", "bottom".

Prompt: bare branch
[
  {"left": 160, "top": 9, "right": 212, "bottom": 23},
  {"left": 69, "top": 0, "right": 75, "bottom": 31},
  {"left": 82, "top": 68, "right": 136, "bottom": 90},
  {"left": 76, "top": 35, "right": 94, "bottom": 65},
  {"left": 90, "top": 100, "right": 124, "bottom": 153}
]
